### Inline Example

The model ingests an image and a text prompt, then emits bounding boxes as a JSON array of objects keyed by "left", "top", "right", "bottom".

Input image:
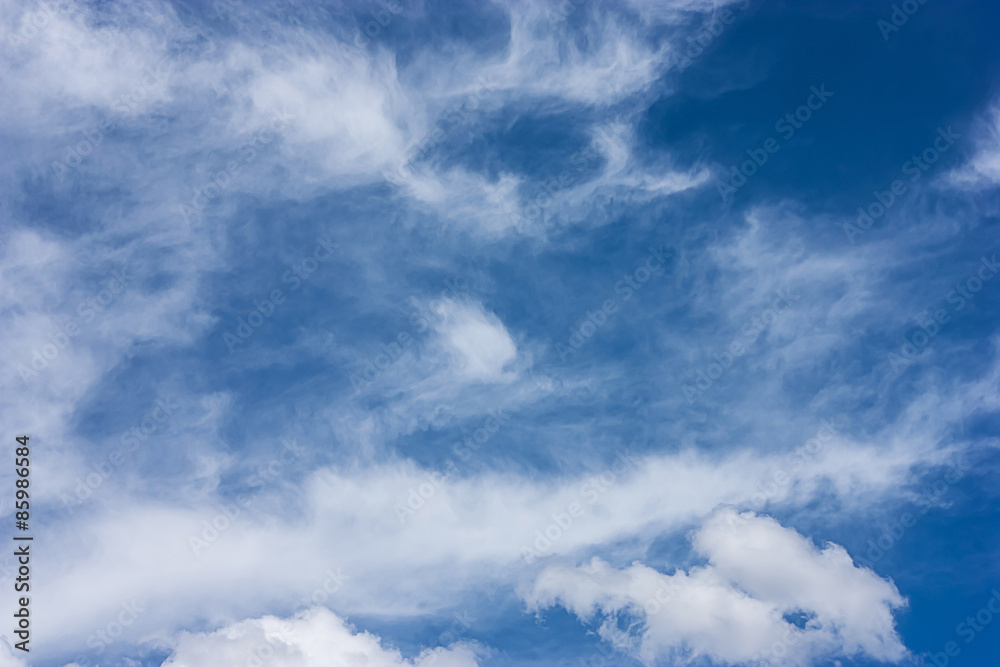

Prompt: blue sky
[{"left": 2, "top": 0, "right": 1000, "bottom": 665}]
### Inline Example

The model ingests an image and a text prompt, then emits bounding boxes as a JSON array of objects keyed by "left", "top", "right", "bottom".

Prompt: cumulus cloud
[
  {"left": 23, "top": 423, "right": 953, "bottom": 648},
  {"left": 524, "top": 508, "right": 907, "bottom": 666},
  {"left": 162, "top": 607, "right": 480, "bottom": 667}
]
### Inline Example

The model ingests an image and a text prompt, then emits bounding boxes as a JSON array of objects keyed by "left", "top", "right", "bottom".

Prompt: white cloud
[
  {"left": 0, "top": 0, "right": 722, "bottom": 239},
  {"left": 524, "top": 508, "right": 907, "bottom": 666},
  {"left": 1, "top": 2, "right": 994, "bottom": 665},
  {"left": 388, "top": 168, "right": 528, "bottom": 237},
  {"left": 622, "top": 0, "right": 750, "bottom": 23},
  {"left": 375, "top": 1, "right": 715, "bottom": 236},
  {"left": 162, "top": 607, "right": 480, "bottom": 667},
  {"left": 491, "top": 0, "right": 743, "bottom": 106},
  {"left": 432, "top": 300, "right": 518, "bottom": 382},
  {"left": 539, "top": 123, "right": 711, "bottom": 228},
  {"left": 19, "top": 426, "right": 951, "bottom": 651},
  {"left": 0, "top": 638, "right": 27, "bottom": 667},
  {"left": 334, "top": 297, "right": 532, "bottom": 447},
  {"left": 947, "top": 105, "right": 1000, "bottom": 189},
  {"left": 0, "top": 222, "right": 219, "bottom": 507},
  {"left": 236, "top": 42, "right": 423, "bottom": 187},
  {"left": 0, "top": 0, "right": 175, "bottom": 127}
]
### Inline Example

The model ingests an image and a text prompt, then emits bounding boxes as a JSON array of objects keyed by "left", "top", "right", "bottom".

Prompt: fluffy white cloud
[
  {"left": 21, "top": 425, "right": 951, "bottom": 651},
  {"left": 432, "top": 300, "right": 518, "bottom": 382},
  {"left": 524, "top": 508, "right": 908, "bottom": 666},
  {"left": 162, "top": 607, "right": 480, "bottom": 667}
]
